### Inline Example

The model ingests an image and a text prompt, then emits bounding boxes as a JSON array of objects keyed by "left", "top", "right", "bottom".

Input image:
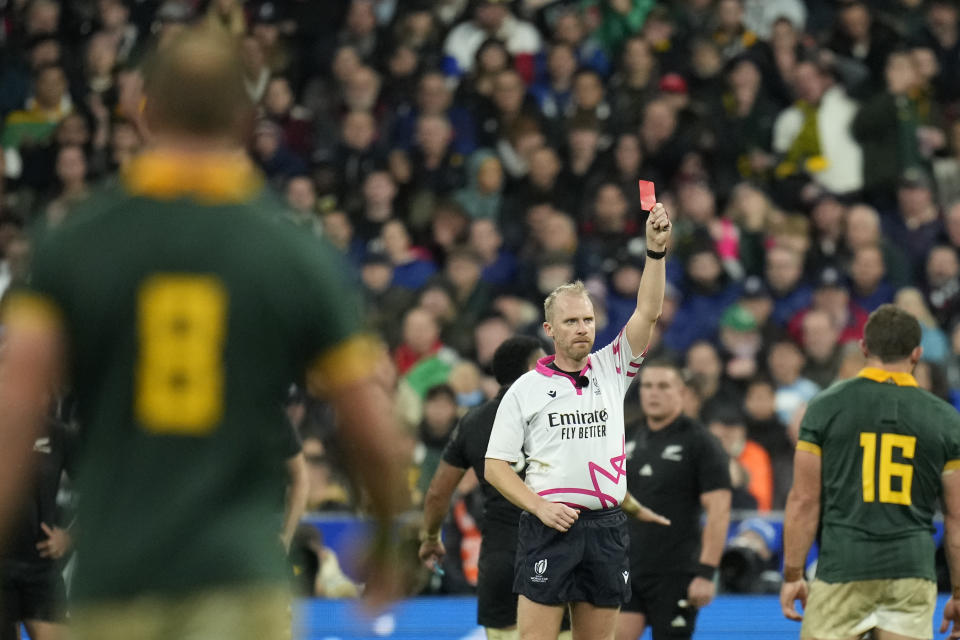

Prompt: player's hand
[
  {"left": 535, "top": 501, "right": 579, "bottom": 532},
  {"left": 634, "top": 505, "right": 670, "bottom": 526},
  {"left": 941, "top": 596, "right": 960, "bottom": 639},
  {"left": 780, "top": 579, "right": 808, "bottom": 621},
  {"left": 687, "top": 576, "right": 715, "bottom": 608},
  {"left": 418, "top": 537, "right": 446, "bottom": 571},
  {"left": 645, "top": 202, "right": 671, "bottom": 251},
  {"left": 36, "top": 522, "right": 71, "bottom": 559}
]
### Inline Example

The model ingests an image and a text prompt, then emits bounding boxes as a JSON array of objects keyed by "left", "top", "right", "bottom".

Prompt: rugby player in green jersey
[
  {"left": 780, "top": 304, "right": 960, "bottom": 640},
  {"left": 0, "top": 26, "right": 408, "bottom": 640}
]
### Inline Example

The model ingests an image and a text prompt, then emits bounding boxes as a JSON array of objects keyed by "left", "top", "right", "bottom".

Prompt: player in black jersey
[
  {"left": 420, "top": 336, "right": 545, "bottom": 639},
  {"left": 618, "top": 361, "right": 731, "bottom": 640},
  {"left": 1, "top": 414, "right": 75, "bottom": 640}
]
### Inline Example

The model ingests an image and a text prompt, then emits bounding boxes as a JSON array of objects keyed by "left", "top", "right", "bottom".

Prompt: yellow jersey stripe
[
  {"left": 796, "top": 440, "right": 822, "bottom": 456},
  {"left": 307, "top": 334, "right": 382, "bottom": 394},
  {"left": 1, "top": 292, "right": 63, "bottom": 331},
  {"left": 856, "top": 367, "right": 918, "bottom": 387},
  {"left": 945, "top": 460, "right": 960, "bottom": 473}
]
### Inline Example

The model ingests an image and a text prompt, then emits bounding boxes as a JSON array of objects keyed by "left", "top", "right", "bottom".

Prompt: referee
[
  {"left": 420, "top": 337, "right": 672, "bottom": 639},
  {"left": 617, "top": 361, "right": 731, "bottom": 640},
  {"left": 486, "top": 203, "right": 672, "bottom": 640}
]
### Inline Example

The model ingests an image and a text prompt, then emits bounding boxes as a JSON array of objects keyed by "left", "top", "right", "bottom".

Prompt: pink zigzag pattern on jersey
[{"left": 537, "top": 437, "right": 627, "bottom": 509}]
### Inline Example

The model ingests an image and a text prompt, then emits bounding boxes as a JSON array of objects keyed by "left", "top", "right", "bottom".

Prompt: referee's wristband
[
  {"left": 695, "top": 562, "right": 717, "bottom": 580},
  {"left": 646, "top": 247, "right": 667, "bottom": 260}
]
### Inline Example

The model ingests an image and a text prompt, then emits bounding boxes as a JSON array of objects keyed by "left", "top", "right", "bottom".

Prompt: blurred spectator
[
  {"left": 391, "top": 70, "right": 477, "bottom": 155},
  {"left": 252, "top": 118, "right": 307, "bottom": 187},
  {"left": 853, "top": 49, "right": 945, "bottom": 204},
  {"left": 717, "top": 304, "right": 763, "bottom": 385},
  {"left": 825, "top": 0, "right": 900, "bottom": 96},
  {"left": 592, "top": 0, "right": 656, "bottom": 58},
  {"left": 742, "top": 376, "right": 793, "bottom": 508},
  {"left": 362, "top": 251, "right": 414, "bottom": 349},
  {"left": 241, "top": 35, "right": 270, "bottom": 102},
  {"left": 394, "top": 305, "right": 455, "bottom": 381},
  {"left": 707, "top": 407, "right": 772, "bottom": 511},
  {"left": 663, "top": 244, "right": 741, "bottom": 353},
  {"left": 884, "top": 169, "right": 943, "bottom": 281},
  {"left": 925, "top": 244, "right": 960, "bottom": 328},
  {"left": 787, "top": 267, "right": 868, "bottom": 347},
  {"left": 468, "top": 218, "right": 518, "bottom": 289},
  {"left": 530, "top": 41, "right": 577, "bottom": 122},
  {"left": 608, "top": 36, "right": 658, "bottom": 133},
  {"left": 2, "top": 63, "right": 72, "bottom": 159},
  {"left": 322, "top": 209, "right": 365, "bottom": 267},
  {"left": 263, "top": 76, "right": 314, "bottom": 160},
  {"left": 442, "top": 0, "right": 542, "bottom": 82},
  {"left": 44, "top": 144, "right": 89, "bottom": 226},
  {"left": 381, "top": 218, "right": 438, "bottom": 290},
  {"left": 454, "top": 150, "right": 504, "bottom": 220},
  {"left": 805, "top": 192, "right": 846, "bottom": 275},
  {"left": 548, "top": 7, "right": 611, "bottom": 76},
  {"left": 848, "top": 245, "right": 895, "bottom": 312},
  {"left": 712, "top": 0, "right": 761, "bottom": 61},
  {"left": 772, "top": 59, "right": 863, "bottom": 197},
  {"left": 711, "top": 55, "right": 779, "bottom": 196},
  {"left": 799, "top": 308, "right": 842, "bottom": 387},
  {"left": 767, "top": 338, "right": 820, "bottom": 425},
  {"left": 895, "top": 286, "right": 951, "bottom": 365},
  {"left": 765, "top": 244, "right": 813, "bottom": 325},
  {"left": 413, "top": 384, "right": 460, "bottom": 504},
  {"left": 843, "top": 203, "right": 912, "bottom": 288},
  {"left": 685, "top": 340, "right": 743, "bottom": 419}
]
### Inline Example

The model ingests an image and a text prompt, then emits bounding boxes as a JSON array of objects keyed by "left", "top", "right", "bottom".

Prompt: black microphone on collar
[{"left": 576, "top": 375, "right": 590, "bottom": 389}]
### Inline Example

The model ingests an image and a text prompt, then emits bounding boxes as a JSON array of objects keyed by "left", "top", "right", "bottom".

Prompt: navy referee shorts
[{"left": 513, "top": 507, "right": 631, "bottom": 608}]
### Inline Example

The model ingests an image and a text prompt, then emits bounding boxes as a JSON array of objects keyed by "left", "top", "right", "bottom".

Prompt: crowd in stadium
[{"left": 4, "top": 0, "right": 960, "bottom": 595}]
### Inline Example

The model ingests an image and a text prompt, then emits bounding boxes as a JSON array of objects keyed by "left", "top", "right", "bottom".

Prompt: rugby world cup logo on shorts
[{"left": 531, "top": 559, "right": 548, "bottom": 583}]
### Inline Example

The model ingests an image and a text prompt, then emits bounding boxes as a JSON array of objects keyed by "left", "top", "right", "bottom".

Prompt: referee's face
[
  {"left": 545, "top": 293, "right": 595, "bottom": 364},
  {"left": 639, "top": 366, "right": 684, "bottom": 421}
]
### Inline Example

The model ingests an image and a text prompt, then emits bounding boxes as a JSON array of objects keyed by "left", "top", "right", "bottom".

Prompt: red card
[{"left": 638, "top": 180, "right": 656, "bottom": 211}]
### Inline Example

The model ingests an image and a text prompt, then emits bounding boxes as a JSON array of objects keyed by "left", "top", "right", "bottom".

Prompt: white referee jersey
[{"left": 486, "top": 327, "right": 644, "bottom": 511}]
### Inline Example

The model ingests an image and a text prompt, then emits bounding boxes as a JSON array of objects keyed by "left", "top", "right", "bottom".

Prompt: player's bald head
[{"left": 143, "top": 26, "right": 252, "bottom": 141}]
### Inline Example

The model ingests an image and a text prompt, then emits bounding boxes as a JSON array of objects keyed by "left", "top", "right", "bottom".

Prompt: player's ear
[
  {"left": 859, "top": 339, "right": 868, "bottom": 359},
  {"left": 542, "top": 321, "right": 552, "bottom": 338},
  {"left": 910, "top": 346, "right": 923, "bottom": 366}
]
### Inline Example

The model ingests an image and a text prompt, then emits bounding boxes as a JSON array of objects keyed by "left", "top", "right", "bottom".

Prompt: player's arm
[
  {"left": 322, "top": 372, "right": 411, "bottom": 610},
  {"left": 280, "top": 452, "right": 309, "bottom": 552},
  {"left": 780, "top": 446, "right": 822, "bottom": 621},
  {"left": 624, "top": 202, "right": 671, "bottom": 355},
  {"left": 622, "top": 491, "right": 670, "bottom": 525},
  {"left": 940, "top": 464, "right": 960, "bottom": 638},
  {"left": 419, "top": 460, "right": 466, "bottom": 568},
  {"left": 485, "top": 458, "right": 578, "bottom": 532},
  {"left": 687, "top": 488, "right": 731, "bottom": 607},
  {"left": 0, "top": 299, "right": 63, "bottom": 542}
]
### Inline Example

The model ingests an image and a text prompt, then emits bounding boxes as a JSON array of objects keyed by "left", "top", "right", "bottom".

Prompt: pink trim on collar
[{"left": 535, "top": 355, "right": 592, "bottom": 395}]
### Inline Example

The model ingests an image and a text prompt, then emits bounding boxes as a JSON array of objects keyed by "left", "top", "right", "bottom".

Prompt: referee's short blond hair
[{"left": 544, "top": 280, "right": 590, "bottom": 323}]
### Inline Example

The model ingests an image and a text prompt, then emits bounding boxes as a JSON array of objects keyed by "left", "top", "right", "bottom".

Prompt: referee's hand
[{"left": 535, "top": 501, "right": 579, "bottom": 532}]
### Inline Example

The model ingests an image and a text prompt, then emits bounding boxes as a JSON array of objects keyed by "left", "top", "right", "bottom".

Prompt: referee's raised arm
[{"left": 624, "top": 202, "right": 671, "bottom": 357}]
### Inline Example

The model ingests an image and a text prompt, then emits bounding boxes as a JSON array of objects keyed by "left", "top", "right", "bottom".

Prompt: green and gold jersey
[
  {"left": 6, "top": 151, "right": 373, "bottom": 603},
  {"left": 798, "top": 367, "right": 960, "bottom": 583}
]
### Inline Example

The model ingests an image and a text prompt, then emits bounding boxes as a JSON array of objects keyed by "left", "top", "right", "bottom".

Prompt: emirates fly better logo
[{"left": 531, "top": 559, "right": 548, "bottom": 583}]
